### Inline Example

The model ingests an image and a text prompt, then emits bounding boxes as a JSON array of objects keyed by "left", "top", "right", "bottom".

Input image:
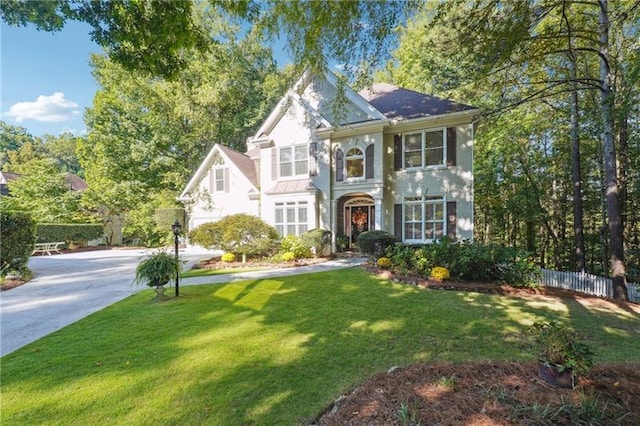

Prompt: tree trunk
[
  {"left": 568, "top": 56, "right": 586, "bottom": 272},
  {"left": 598, "top": 0, "right": 628, "bottom": 300}
]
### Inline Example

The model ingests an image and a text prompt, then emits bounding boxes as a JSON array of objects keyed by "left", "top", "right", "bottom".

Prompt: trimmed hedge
[
  {"left": 357, "top": 230, "right": 396, "bottom": 257},
  {"left": 36, "top": 223, "right": 103, "bottom": 246},
  {"left": 154, "top": 208, "right": 185, "bottom": 229},
  {"left": 1, "top": 211, "right": 36, "bottom": 274}
]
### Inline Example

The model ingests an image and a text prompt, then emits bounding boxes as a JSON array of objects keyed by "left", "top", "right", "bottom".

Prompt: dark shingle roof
[
  {"left": 359, "top": 83, "right": 477, "bottom": 121},
  {"left": 218, "top": 144, "right": 259, "bottom": 188}
]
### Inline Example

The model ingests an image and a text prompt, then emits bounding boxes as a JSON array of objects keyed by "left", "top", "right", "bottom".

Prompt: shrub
[
  {"left": 281, "top": 252, "right": 296, "bottom": 262},
  {"left": 36, "top": 223, "right": 103, "bottom": 247},
  {"left": 528, "top": 321, "right": 594, "bottom": 378},
  {"left": 188, "top": 214, "right": 278, "bottom": 262},
  {"left": 1, "top": 211, "right": 36, "bottom": 275},
  {"left": 357, "top": 230, "right": 396, "bottom": 257},
  {"left": 221, "top": 252, "right": 235, "bottom": 262},
  {"left": 430, "top": 266, "right": 450, "bottom": 281},
  {"left": 280, "top": 235, "right": 312, "bottom": 259},
  {"left": 376, "top": 257, "right": 392, "bottom": 269},
  {"left": 384, "top": 241, "right": 538, "bottom": 286},
  {"left": 300, "top": 228, "right": 331, "bottom": 256}
]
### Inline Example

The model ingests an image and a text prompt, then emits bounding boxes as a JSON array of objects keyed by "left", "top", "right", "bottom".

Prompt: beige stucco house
[{"left": 179, "top": 70, "right": 480, "bottom": 252}]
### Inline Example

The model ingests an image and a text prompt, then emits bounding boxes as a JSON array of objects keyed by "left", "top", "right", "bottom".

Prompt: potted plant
[
  {"left": 133, "top": 250, "right": 181, "bottom": 299},
  {"left": 528, "top": 321, "right": 594, "bottom": 389}
]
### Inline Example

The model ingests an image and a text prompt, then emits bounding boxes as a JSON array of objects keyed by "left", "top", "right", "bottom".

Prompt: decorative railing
[{"left": 537, "top": 269, "right": 639, "bottom": 303}]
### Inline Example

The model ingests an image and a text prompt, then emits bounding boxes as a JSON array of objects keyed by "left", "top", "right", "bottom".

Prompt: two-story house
[{"left": 178, "top": 70, "right": 480, "bottom": 252}]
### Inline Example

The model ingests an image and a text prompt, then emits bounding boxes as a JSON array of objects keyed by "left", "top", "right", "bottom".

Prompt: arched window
[{"left": 345, "top": 147, "right": 364, "bottom": 178}]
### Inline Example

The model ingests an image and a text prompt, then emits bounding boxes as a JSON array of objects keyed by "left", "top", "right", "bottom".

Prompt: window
[
  {"left": 403, "top": 129, "right": 445, "bottom": 168},
  {"left": 214, "top": 168, "right": 225, "bottom": 192},
  {"left": 345, "top": 147, "right": 364, "bottom": 178},
  {"left": 275, "top": 201, "right": 308, "bottom": 236},
  {"left": 280, "top": 145, "right": 308, "bottom": 177},
  {"left": 403, "top": 196, "right": 445, "bottom": 242},
  {"left": 209, "top": 167, "right": 226, "bottom": 193}
]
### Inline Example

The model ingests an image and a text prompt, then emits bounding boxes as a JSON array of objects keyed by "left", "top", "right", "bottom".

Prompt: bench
[{"left": 32, "top": 242, "right": 65, "bottom": 256}]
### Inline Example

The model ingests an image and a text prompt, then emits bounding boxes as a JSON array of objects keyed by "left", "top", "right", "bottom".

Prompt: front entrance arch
[{"left": 343, "top": 196, "right": 375, "bottom": 248}]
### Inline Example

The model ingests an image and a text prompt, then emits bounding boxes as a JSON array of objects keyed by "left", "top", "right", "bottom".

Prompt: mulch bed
[{"left": 315, "top": 362, "right": 640, "bottom": 425}]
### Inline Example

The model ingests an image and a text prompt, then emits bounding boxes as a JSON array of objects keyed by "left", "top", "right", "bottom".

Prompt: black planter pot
[{"left": 538, "top": 361, "right": 575, "bottom": 389}]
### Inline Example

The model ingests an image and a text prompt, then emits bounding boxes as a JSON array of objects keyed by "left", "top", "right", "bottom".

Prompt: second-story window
[
  {"left": 345, "top": 147, "right": 364, "bottom": 178},
  {"left": 403, "top": 129, "right": 445, "bottom": 168},
  {"left": 214, "top": 168, "right": 225, "bottom": 192},
  {"left": 280, "top": 145, "right": 308, "bottom": 177}
]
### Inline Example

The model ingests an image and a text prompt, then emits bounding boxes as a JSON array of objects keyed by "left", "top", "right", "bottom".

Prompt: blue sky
[{"left": 1, "top": 21, "right": 101, "bottom": 137}]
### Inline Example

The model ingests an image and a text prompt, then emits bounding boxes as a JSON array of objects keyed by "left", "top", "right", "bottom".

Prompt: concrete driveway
[{"left": 0, "top": 246, "right": 218, "bottom": 357}]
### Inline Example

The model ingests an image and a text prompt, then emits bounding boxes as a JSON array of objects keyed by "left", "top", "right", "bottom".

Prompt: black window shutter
[
  {"left": 309, "top": 142, "right": 318, "bottom": 177},
  {"left": 394, "top": 203, "right": 403, "bottom": 241},
  {"left": 271, "top": 148, "right": 277, "bottom": 180},
  {"left": 335, "top": 148, "right": 344, "bottom": 182},
  {"left": 446, "top": 201, "right": 457, "bottom": 240},
  {"left": 446, "top": 127, "right": 457, "bottom": 167},
  {"left": 365, "top": 144, "right": 374, "bottom": 179},
  {"left": 393, "top": 134, "right": 403, "bottom": 171}
]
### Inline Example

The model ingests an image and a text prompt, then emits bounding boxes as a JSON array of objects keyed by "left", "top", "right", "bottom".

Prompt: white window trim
[
  {"left": 403, "top": 195, "right": 446, "bottom": 244},
  {"left": 344, "top": 146, "right": 365, "bottom": 181},
  {"left": 403, "top": 128, "right": 447, "bottom": 170},
  {"left": 213, "top": 167, "right": 225, "bottom": 193},
  {"left": 279, "top": 144, "right": 309, "bottom": 179},
  {"left": 275, "top": 200, "right": 309, "bottom": 237}
]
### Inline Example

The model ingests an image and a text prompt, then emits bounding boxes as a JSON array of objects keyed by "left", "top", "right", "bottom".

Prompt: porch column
[
  {"left": 374, "top": 198, "right": 382, "bottom": 231},
  {"left": 331, "top": 198, "right": 338, "bottom": 252}
]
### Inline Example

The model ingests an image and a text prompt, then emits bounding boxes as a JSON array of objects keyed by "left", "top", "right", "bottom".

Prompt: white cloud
[{"left": 4, "top": 92, "right": 80, "bottom": 123}]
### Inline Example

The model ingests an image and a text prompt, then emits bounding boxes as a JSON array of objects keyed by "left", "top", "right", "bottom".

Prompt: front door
[{"left": 345, "top": 199, "right": 375, "bottom": 248}]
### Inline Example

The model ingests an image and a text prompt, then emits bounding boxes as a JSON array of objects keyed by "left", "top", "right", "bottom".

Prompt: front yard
[{"left": 1, "top": 268, "right": 639, "bottom": 424}]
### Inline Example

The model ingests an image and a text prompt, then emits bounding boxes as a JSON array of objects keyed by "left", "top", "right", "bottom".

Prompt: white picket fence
[{"left": 537, "top": 269, "right": 640, "bottom": 303}]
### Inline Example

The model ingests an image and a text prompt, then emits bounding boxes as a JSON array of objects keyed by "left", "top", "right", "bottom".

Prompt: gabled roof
[
  {"left": 217, "top": 145, "right": 258, "bottom": 187},
  {"left": 249, "top": 69, "right": 387, "bottom": 142},
  {"left": 178, "top": 143, "right": 258, "bottom": 200},
  {"left": 359, "top": 83, "right": 477, "bottom": 121},
  {"left": 65, "top": 173, "right": 88, "bottom": 192}
]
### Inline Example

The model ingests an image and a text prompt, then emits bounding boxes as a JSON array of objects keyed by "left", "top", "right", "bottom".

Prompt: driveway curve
[
  {"left": 0, "top": 247, "right": 218, "bottom": 357},
  {"left": 1, "top": 248, "right": 366, "bottom": 357}
]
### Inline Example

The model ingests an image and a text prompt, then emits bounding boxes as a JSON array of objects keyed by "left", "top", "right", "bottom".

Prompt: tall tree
[{"left": 389, "top": 0, "right": 636, "bottom": 300}]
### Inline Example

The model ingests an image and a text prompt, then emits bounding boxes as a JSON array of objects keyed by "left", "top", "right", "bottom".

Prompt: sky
[
  {"left": 1, "top": 21, "right": 102, "bottom": 137},
  {"left": 0, "top": 20, "right": 298, "bottom": 139}
]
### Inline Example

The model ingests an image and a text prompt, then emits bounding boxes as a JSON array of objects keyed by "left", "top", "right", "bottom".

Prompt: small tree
[{"left": 189, "top": 214, "right": 278, "bottom": 263}]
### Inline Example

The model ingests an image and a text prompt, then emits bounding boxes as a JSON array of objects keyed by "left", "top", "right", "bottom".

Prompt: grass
[
  {"left": 180, "top": 266, "right": 266, "bottom": 278},
  {"left": 2, "top": 268, "right": 639, "bottom": 425}
]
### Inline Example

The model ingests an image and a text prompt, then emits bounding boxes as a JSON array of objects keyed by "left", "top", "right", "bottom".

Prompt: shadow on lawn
[{"left": 2, "top": 268, "right": 638, "bottom": 424}]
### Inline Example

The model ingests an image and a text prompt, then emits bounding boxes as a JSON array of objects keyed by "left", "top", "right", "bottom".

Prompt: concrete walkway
[{"left": 1, "top": 248, "right": 366, "bottom": 357}]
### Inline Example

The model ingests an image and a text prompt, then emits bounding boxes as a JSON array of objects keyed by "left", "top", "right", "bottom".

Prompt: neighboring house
[
  {"left": 0, "top": 171, "right": 88, "bottom": 196},
  {"left": 179, "top": 70, "right": 481, "bottom": 251}
]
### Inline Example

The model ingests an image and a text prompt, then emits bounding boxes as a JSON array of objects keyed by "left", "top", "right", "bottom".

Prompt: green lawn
[
  {"left": 2, "top": 268, "right": 638, "bottom": 425},
  {"left": 181, "top": 266, "right": 265, "bottom": 278}
]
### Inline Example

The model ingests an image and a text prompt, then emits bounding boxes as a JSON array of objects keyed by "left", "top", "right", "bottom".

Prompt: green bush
[
  {"left": 357, "top": 230, "right": 396, "bottom": 257},
  {"left": 1, "top": 211, "right": 36, "bottom": 275},
  {"left": 280, "top": 235, "right": 312, "bottom": 259},
  {"left": 188, "top": 214, "right": 278, "bottom": 262},
  {"left": 385, "top": 241, "right": 539, "bottom": 286},
  {"left": 300, "top": 228, "right": 332, "bottom": 256},
  {"left": 36, "top": 223, "right": 103, "bottom": 247}
]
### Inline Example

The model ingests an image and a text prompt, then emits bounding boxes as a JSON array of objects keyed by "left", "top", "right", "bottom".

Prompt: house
[
  {"left": 179, "top": 70, "right": 480, "bottom": 252},
  {"left": 0, "top": 171, "right": 87, "bottom": 196}
]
